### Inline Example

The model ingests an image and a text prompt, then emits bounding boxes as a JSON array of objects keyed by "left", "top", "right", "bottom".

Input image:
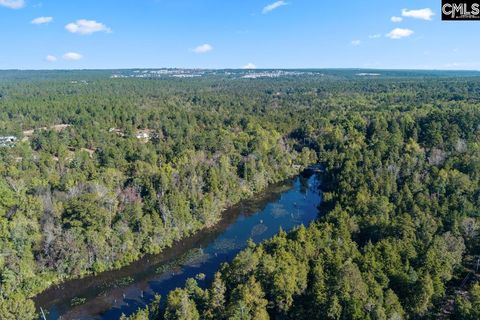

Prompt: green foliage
[
  {"left": 120, "top": 295, "right": 161, "bottom": 320},
  {"left": 454, "top": 283, "right": 480, "bottom": 320},
  {"left": 1, "top": 70, "right": 480, "bottom": 319},
  {"left": 204, "top": 272, "right": 226, "bottom": 320},
  {"left": 226, "top": 277, "right": 269, "bottom": 320},
  {"left": 0, "top": 293, "right": 36, "bottom": 320},
  {"left": 154, "top": 78, "right": 480, "bottom": 319},
  {"left": 164, "top": 288, "right": 200, "bottom": 320}
]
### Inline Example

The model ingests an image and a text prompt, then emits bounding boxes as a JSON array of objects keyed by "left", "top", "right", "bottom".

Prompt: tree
[
  {"left": 164, "top": 288, "right": 200, "bottom": 320},
  {"left": 204, "top": 272, "right": 226, "bottom": 319},
  {"left": 454, "top": 283, "right": 480, "bottom": 320},
  {"left": 227, "top": 277, "right": 269, "bottom": 320},
  {"left": 0, "top": 294, "right": 36, "bottom": 320}
]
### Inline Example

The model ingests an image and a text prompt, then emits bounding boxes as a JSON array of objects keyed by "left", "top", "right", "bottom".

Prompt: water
[{"left": 35, "top": 172, "right": 322, "bottom": 319}]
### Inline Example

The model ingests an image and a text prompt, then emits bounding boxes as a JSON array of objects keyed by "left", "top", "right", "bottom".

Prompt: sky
[{"left": 1, "top": 0, "right": 480, "bottom": 70}]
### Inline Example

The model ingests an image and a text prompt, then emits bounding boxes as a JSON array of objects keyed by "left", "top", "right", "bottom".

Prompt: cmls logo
[{"left": 442, "top": 1, "right": 480, "bottom": 20}]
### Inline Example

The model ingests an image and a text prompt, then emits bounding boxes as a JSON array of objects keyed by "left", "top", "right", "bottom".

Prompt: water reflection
[{"left": 35, "top": 173, "right": 322, "bottom": 320}]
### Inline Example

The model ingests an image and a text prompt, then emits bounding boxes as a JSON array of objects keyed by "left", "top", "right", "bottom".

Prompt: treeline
[{"left": 125, "top": 105, "right": 480, "bottom": 319}]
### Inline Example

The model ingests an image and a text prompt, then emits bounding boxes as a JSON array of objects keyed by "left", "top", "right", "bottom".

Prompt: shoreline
[{"left": 33, "top": 165, "right": 318, "bottom": 312}]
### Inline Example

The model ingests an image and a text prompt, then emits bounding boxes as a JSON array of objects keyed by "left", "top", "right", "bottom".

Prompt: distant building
[
  {"left": 108, "top": 128, "right": 126, "bottom": 137},
  {"left": 0, "top": 136, "right": 17, "bottom": 147},
  {"left": 135, "top": 132, "right": 150, "bottom": 140}
]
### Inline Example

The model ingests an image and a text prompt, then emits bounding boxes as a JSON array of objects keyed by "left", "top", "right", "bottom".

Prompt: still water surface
[{"left": 35, "top": 172, "right": 322, "bottom": 319}]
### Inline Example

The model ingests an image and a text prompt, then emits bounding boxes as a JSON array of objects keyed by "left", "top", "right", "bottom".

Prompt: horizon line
[{"left": 1, "top": 67, "right": 480, "bottom": 72}]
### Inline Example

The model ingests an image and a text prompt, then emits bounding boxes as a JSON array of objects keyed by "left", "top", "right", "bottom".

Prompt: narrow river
[{"left": 35, "top": 171, "right": 322, "bottom": 320}]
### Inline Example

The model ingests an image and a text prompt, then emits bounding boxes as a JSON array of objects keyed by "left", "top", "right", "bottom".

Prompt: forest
[{"left": 0, "top": 70, "right": 479, "bottom": 319}]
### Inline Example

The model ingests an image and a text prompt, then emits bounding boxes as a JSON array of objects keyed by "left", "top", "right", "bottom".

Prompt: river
[{"left": 35, "top": 171, "right": 322, "bottom": 319}]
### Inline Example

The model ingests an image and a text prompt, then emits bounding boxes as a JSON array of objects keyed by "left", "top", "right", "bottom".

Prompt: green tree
[
  {"left": 164, "top": 288, "right": 200, "bottom": 320},
  {"left": 0, "top": 294, "right": 36, "bottom": 320},
  {"left": 227, "top": 277, "right": 269, "bottom": 320},
  {"left": 204, "top": 272, "right": 226, "bottom": 319}
]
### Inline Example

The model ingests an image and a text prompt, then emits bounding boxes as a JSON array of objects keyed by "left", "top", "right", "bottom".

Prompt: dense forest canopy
[{"left": 0, "top": 69, "right": 479, "bottom": 319}]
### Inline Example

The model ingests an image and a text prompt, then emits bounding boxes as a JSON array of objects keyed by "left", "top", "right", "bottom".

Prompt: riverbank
[{"left": 35, "top": 170, "right": 322, "bottom": 319}]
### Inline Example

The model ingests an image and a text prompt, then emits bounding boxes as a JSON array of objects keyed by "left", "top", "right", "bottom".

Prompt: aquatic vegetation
[
  {"left": 70, "top": 297, "right": 87, "bottom": 307},
  {"left": 270, "top": 203, "right": 289, "bottom": 218},
  {"left": 212, "top": 239, "right": 242, "bottom": 253},
  {"left": 195, "top": 273, "right": 206, "bottom": 281},
  {"left": 250, "top": 224, "right": 268, "bottom": 237}
]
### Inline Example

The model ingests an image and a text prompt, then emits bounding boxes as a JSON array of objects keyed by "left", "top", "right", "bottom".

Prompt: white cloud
[
  {"left": 0, "top": 0, "right": 24, "bottom": 9},
  {"left": 386, "top": 28, "right": 414, "bottom": 39},
  {"left": 391, "top": 16, "right": 403, "bottom": 23},
  {"left": 243, "top": 63, "right": 257, "bottom": 69},
  {"left": 63, "top": 52, "right": 83, "bottom": 61},
  {"left": 46, "top": 55, "right": 57, "bottom": 62},
  {"left": 31, "top": 16, "right": 53, "bottom": 25},
  {"left": 262, "top": 1, "right": 288, "bottom": 14},
  {"left": 401, "top": 8, "right": 434, "bottom": 21},
  {"left": 351, "top": 40, "right": 361, "bottom": 46},
  {"left": 368, "top": 34, "right": 381, "bottom": 39},
  {"left": 192, "top": 43, "right": 213, "bottom": 54},
  {"left": 65, "top": 19, "right": 111, "bottom": 35}
]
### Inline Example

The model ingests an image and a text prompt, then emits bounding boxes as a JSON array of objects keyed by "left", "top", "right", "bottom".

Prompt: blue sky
[{"left": 1, "top": 0, "right": 479, "bottom": 70}]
